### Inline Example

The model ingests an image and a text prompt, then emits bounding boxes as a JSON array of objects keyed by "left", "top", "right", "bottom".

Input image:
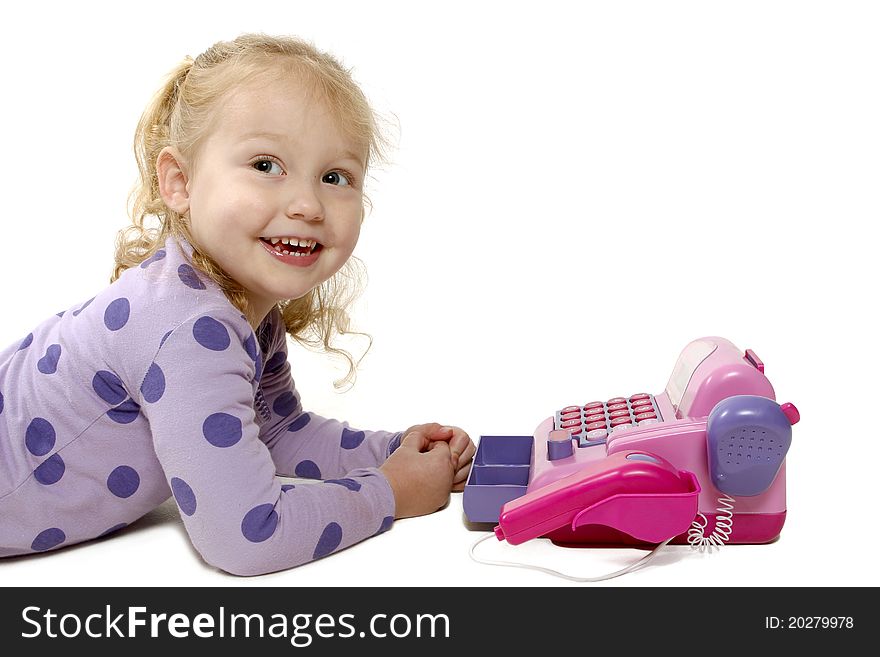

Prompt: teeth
[
  {"left": 267, "top": 237, "right": 316, "bottom": 248},
  {"left": 265, "top": 237, "right": 319, "bottom": 255}
]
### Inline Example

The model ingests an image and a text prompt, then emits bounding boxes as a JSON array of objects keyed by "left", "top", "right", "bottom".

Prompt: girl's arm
[
  {"left": 254, "top": 308, "right": 403, "bottom": 480},
  {"left": 139, "top": 309, "right": 395, "bottom": 576}
]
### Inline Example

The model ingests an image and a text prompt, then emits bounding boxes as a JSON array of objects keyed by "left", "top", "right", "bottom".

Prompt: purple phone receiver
[{"left": 707, "top": 395, "right": 798, "bottom": 497}]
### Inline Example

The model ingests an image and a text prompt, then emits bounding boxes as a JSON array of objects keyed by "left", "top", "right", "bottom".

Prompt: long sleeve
[
  {"left": 138, "top": 308, "right": 395, "bottom": 576},
  {"left": 255, "top": 308, "right": 403, "bottom": 480}
]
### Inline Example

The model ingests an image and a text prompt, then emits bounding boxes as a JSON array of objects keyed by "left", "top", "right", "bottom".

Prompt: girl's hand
[
  {"left": 379, "top": 429, "right": 454, "bottom": 519},
  {"left": 402, "top": 423, "right": 475, "bottom": 492}
]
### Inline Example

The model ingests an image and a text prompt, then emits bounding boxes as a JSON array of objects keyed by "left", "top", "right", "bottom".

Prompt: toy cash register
[{"left": 463, "top": 337, "right": 800, "bottom": 551}]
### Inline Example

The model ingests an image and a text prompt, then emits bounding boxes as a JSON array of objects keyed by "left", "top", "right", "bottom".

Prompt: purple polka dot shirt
[{"left": 0, "top": 236, "right": 401, "bottom": 575}]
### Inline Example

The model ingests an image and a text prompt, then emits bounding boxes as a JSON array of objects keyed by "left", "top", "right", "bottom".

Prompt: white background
[{"left": 0, "top": 0, "right": 877, "bottom": 587}]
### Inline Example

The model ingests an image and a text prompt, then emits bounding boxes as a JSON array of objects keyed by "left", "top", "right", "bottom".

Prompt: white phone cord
[
  {"left": 469, "top": 534, "right": 672, "bottom": 582},
  {"left": 687, "top": 494, "right": 735, "bottom": 553}
]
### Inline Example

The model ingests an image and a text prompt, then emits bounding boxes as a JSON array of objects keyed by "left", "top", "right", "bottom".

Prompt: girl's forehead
[
  {"left": 217, "top": 81, "right": 318, "bottom": 130},
  {"left": 210, "top": 78, "right": 362, "bottom": 151}
]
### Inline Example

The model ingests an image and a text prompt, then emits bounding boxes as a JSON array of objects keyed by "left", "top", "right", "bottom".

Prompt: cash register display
[{"left": 665, "top": 339, "right": 716, "bottom": 412}]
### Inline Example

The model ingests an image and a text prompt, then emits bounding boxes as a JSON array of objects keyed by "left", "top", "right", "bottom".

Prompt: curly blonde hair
[{"left": 112, "top": 33, "right": 391, "bottom": 387}]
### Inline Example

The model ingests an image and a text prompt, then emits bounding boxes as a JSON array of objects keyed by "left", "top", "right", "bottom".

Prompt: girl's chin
[
  {"left": 272, "top": 284, "right": 321, "bottom": 302},
  {"left": 247, "top": 287, "right": 313, "bottom": 314}
]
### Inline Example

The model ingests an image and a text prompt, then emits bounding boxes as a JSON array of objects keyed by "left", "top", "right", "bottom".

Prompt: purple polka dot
[
  {"left": 266, "top": 352, "right": 286, "bottom": 373},
  {"left": 104, "top": 297, "right": 131, "bottom": 331},
  {"left": 107, "top": 465, "right": 140, "bottom": 498},
  {"left": 313, "top": 522, "right": 342, "bottom": 559},
  {"left": 341, "top": 428, "right": 366, "bottom": 450},
  {"left": 192, "top": 316, "right": 230, "bottom": 351},
  {"left": 99, "top": 523, "right": 128, "bottom": 537},
  {"left": 72, "top": 296, "right": 94, "bottom": 317},
  {"left": 178, "top": 263, "right": 206, "bottom": 290},
  {"left": 294, "top": 460, "right": 321, "bottom": 479},
  {"left": 170, "top": 477, "right": 197, "bottom": 516},
  {"left": 241, "top": 504, "right": 278, "bottom": 543},
  {"left": 56, "top": 311, "right": 65, "bottom": 318},
  {"left": 34, "top": 453, "right": 65, "bottom": 485},
  {"left": 287, "top": 413, "right": 311, "bottom": 432},
  {"left": 388, "top": 433, "right": 402, "bottom": 455},
  {"left": 160, "top": 330, "right": 172, "bottom": 347},
  {"left": 31, "top": 528, "right": 65, "bottom": 552},
  {"left": 37, "top": 344, "right": 62, "bottom": 374},
  {"left": 281, "top": 484, "right": 296, "bottom": 492},
  {"left": 325, "top": 478, "right": 362, "bottom": 492},
  {"left": 0, "top": 390, "right": 3, "bottom": 415},
  {"left": 18, "top": 333, "right": 33, "bottom": 350},
  {"left": 202, "top": 412, "right": 242, "bottom": 448},
  {"left": 243, "top": 335, "right": 257, "bottom": 361},
  {"left": 243, "top": 335, "right": 263, "bottom": 382},
  {"left": 25, "top": 418, "right": 56, "bottom": 456},
  {"left": 92, "top": 370, "right": 127, "bottom": 405},
  {"left": 273, "top": 391, "right": 297, "bottom": 417},
  {"left": 107, "top": 398, "right": 141, "bottom": 424},
  {"left": 141, "top": 363, "right": 166, "bottom": 403},
  {"left": 376, "top": 516, "right": 394, "bottom": 535},
  {"left": 140, "top": 249, "right": 167, "bottom": 268}
]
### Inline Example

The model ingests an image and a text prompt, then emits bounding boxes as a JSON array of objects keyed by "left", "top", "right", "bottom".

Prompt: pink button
[
  {"left": 638, "top": 418, "right": 659, "bottom": 426},
  {"left": 631, "top": 398, "right": 653, "bottom": 409},
  {"left": 560, "top": 410, "right": 581, "bottom": 419},
  {"left": 607, "top": 403, "right": 628, "bottom": 412},
  {"left": 629, "top": 393, "right": 650, "bottom": 401},
  {"left": 560, "top": 419, "right": 582, "bottom": 429},
  {"left": 607, "top": 397, "right": 626, "bottom": 405},
  {"left": 610, "top": 416, "right": 633, "bottom": 427},
  {"left": 586, "top": 429, "right": 608, "bottom": 440},
  {"left": 586, "top": 421, "right": 607, "bottom": 431},
  {"left": 561, "top": 405, "right": 581, "bottom": 414},
  {"left": 609, "top": 409, "right": 631, "bottom": 419},
  {"left": 585, "top": 413, "right": 606, "bottom": 424},
  {"left": 610, "top": 423, "right": 632, "bottom": 432},
  {"left": 584, "top": 402, "right": 604, "bottom": 411},
  {"left": 567, "top": 425, "right": 583, "bottom": 435},
  {"left": 634, "top": 412, "right": 657, "bottom": 421}
]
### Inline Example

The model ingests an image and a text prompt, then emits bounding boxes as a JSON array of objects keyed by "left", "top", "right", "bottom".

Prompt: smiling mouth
[{"left": 259, "top": 237, "right": 323, "bottom": 256}]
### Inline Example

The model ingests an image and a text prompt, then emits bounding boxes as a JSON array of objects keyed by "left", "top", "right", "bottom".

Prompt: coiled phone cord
[{"left": 687, "top": 494, "right": 735, "bottom": 553}]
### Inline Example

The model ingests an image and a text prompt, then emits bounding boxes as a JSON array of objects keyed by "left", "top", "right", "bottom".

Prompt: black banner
[{"left": 0, "top": 587, "right": 869, "bottom": 653}]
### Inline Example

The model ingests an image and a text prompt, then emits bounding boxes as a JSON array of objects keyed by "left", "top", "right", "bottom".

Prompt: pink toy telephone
[{"left": 464, "top": 337, "right": 800, "bottom": 550}]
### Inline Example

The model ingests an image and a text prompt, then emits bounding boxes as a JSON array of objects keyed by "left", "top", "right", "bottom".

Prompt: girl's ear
[{"left": 157, "top": 147, "right": 191, "bottom": 215}]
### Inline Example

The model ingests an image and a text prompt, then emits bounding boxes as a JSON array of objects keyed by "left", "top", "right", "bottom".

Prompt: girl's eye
[
  {"left": 252, "top": 158, "right": 284, "bottom": 175},
  {"left": 322, "top": 171, "right": 352, "bottom": 187}
]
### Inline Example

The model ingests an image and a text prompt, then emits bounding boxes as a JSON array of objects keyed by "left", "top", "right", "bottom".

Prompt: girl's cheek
[
  {"left": 224, "top": 194, "right": 273, "bottom": 228},
  {"left": 340, "top": 218, "right": 362, "bottom": 248}
]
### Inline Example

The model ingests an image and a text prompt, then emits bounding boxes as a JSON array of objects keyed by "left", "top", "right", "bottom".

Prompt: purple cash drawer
[{"left": 463, "top": 435, "right": 533, "bottom": 523}]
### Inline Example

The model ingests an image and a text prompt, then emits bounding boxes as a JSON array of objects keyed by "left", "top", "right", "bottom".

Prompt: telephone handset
[{"left": 493, "top": 451, "right": 699, "bottom": 546}]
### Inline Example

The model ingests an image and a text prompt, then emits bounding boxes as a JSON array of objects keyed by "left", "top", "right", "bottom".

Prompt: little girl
[{"left": 0, "top": 33, "right": 474, "bottom": 576}]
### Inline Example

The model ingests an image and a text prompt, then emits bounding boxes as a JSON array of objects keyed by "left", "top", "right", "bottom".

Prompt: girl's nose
[{"left": 284, "top": 177, "right": 324, "bottom": 222}]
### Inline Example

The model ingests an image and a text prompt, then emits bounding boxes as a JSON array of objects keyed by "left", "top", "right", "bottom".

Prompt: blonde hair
[{"left": 113, "top": 33, "right": 391, "bottom": 387}]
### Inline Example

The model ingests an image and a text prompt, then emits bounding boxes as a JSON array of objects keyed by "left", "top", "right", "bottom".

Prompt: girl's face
[{"left": 183, "top": 76, "right": 366, "bottom": 324}]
